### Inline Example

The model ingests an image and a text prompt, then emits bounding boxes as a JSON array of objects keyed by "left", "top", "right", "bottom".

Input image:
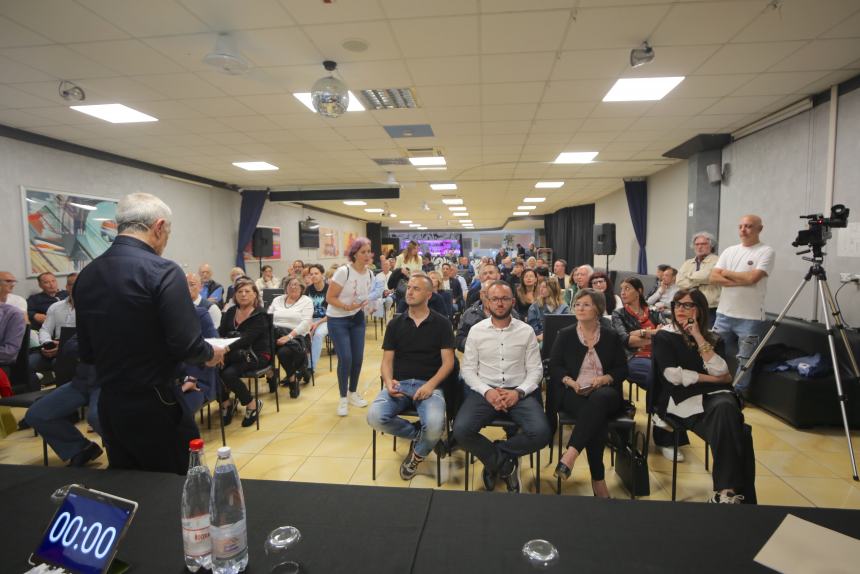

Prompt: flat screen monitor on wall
[{"left": 298, "top": 219, "right": 320, "bottom": 248}]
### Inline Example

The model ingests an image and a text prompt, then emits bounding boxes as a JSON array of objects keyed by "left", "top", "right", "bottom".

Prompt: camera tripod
[{"left": 734, "top": 254, "right": 859, "bottom": 480}]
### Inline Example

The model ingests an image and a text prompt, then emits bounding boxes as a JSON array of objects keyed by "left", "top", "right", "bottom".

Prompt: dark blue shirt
[
  {"left": 27, "top": 290, "right": 68, "bottom": 327},
  {"left": 74, "top": 235, "right": 212, "bottom": 393}
]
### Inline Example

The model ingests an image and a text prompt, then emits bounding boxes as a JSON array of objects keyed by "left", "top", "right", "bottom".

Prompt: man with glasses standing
[
  {"left": 454, "top": 280, "right": 549, "bottom": 492},
  {"left": 677, "top": 232, "right": 721, "bottom": 325}
]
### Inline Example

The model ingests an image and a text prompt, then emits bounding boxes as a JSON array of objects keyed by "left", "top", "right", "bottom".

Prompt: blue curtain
[
  {"left": 235, "top": 190, "right": 268, "bottom": 269},
  {"left": 624, "top": 180, "right": 648, "bottom": 274}
]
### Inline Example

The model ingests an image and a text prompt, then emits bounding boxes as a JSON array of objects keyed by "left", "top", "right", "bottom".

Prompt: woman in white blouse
[{"left": 268, "top": 276, "right": 313, "bottom": 398}]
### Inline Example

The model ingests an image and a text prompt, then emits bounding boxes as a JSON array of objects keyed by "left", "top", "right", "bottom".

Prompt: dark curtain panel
[
  {"left": 366, "top": 222, "right": 382, "bottom": 267},
  {"left": 624, "top": 180, "right": 648, "bottom": 274},
  {"left": 543, "top": 204, "right": 595, "bottom": 267},
  {"left": 235, "top": 190, "right": 269, "bottom": 269}
]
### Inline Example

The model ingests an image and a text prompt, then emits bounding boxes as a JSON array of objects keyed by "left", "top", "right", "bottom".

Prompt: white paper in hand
[{"left": 206, "top": 337, "right": 240, "bottom": 349}]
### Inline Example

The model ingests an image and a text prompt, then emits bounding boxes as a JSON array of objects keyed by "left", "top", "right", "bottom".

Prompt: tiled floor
[{"left": 3, "top": 327, "right": 860, "bottom": 509}]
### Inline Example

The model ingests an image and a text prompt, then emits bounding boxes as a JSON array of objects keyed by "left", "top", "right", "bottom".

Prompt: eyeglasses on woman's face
[{"left": 673, "top": 301, "right": 696, "bottom": 310}]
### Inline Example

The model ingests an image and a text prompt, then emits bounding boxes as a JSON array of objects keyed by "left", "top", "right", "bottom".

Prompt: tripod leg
[
  {"left": 732, "top": 276, "right": 809, "bottom": 387},
  {"left": 817, "top": 279, "right": 859, "bottom": 480}
]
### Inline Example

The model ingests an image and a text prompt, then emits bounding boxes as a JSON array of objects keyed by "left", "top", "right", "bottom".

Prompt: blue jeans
[
  {"left": 327, "top": 311, "right": 366, "bottom": 397},
  {"left": 25, "top": 382, "right": 101, "bottom": 461},
  {"left": 713, "top": 313, "right": 766, "bottom": 392},
  {"left": 310, "top": 322, "right": 328, "bottom": 371},
  {"left": 366, "top": 379, "right": 446, "bottom": 458}
]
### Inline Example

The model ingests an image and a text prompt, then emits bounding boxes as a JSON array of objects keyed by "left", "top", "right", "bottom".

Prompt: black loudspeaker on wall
[
  {"left": 593, "top": 223, "right": 617, "bottom": 256},
  {"left": 252, "top": 227, "right": 274, "bottom": 258}
]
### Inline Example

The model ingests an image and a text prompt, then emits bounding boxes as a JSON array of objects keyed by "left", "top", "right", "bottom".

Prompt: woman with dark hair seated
[
  {"left": 588, "top": 271, "right": 621, "bottom": 316},
  {"left": 219, "top": 277, "right": 271, "bottom": 427},
  {"left": 548, "top": 289, "right": 629, "bottom": 498},
  {"left": 268, "top": 276, "right": 313, "bottom": 399},
  {"left": 527, "top": 276, "right": 569, "bottom": 342},
  {"left": 652, "top": 289, "right": 756, "bottom": 504}
]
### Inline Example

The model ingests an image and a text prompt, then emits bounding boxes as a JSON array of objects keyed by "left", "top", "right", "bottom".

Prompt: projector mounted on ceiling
[
  {"left": 630, "top": 41, "right": 654, "bottom": 68},
  {"left": 203, "top": 32, "right": 249, "bottom": 76}
]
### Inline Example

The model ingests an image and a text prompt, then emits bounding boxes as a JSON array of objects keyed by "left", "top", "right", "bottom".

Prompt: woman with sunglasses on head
[
  {"left": 651, "top": 289, "right": 756, "bottom": 504},
  {"left": 587, "top": 271, "right": 621, "bottom": 316},
  {"left": 548, "top": 289, "right": 628, "bottom": 497}
]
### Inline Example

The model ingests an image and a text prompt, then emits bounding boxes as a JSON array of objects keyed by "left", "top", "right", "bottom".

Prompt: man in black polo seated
[
  {"left": 27, "top": 272, "right": 68, "bottom": 330},
  {"left": 367, "top": 273, "right": 455, "bottom": 480}
]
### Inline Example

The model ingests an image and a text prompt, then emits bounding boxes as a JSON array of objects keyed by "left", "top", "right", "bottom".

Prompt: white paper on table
[
  {"left": 754, "top": 514, "right": 860, "bottom": 574},
  {"left": 205, "top": 337, "right": 240, "bottom": 349}
]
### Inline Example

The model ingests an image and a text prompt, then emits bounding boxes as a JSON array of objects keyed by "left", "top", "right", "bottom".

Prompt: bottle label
[
  {"left": 182, "top": 514, "right": 211, "bottom": 557},
  {"left": 210, "top": 519, "right": 247, "bottom": 559}
]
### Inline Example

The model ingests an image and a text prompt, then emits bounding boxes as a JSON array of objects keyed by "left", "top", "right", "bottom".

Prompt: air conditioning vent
[
  {"left": 359, "top": 88, "right": 419, "bottom": 110},
  {"left": 372, "top": 158, "right": 410, "bottom": 166}
]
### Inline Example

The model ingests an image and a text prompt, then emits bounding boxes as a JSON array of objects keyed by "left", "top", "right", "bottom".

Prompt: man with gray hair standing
[
  {"left": 75, "top": 193, "right": 225, "bottom": 474},
  {"left": 677, "top": 231, "right": 721, "bottom": 324}
]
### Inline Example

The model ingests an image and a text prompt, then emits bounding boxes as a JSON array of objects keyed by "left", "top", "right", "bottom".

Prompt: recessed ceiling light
[
  {"left": 513, "top": 211, "right": 528, "bottom": 216},
  {"left": 400, "top": 220, "right": 413, "bottom": 224},
  {"left": 430, "top": 183, "right": 457, "bottom": 191},
  {"left": 554, "top": 152, "right": 598, "bottom": 164},
  {"left": 602, "top": 77, "right": 684, "bottom": 102},
  {"left": 343, "top": 200, "right": 367, "bottom": 206},
  {"left": 409, "top": 156, "right": 446, "bottom": 167},
  {"left": 417, "top": 226, "right": 428, "bottom": 230},
  {"left": 517, "top": 205, "right": 537, "bottom": 210},
  {"left": 535, "top": 181, "right": 564, "bottom": 189},
  {"left": 389, "top": 213, "right": 397, "bottom": 218},
  {"left": 449, "top": 206, "right": 467, "bottom": 211},
  {"left": 364, "top": 208, "right": 384, "bottom": 213},
  {"left": 417, "top": 166, "right": 447, "bottom": 171},
  {"left": 459, "top": 220, "right": 472, "bottom": 223},
  {"left": 409, "top": 223, "right": 421, "bottom": 228},
  {"left": 441, "top": 198, "right": 463, "bottom": 205},
  {"left": 523, "top": 197, "right": 546, "bottom": 203},
  {"left": 233, "top": 161, "right": 279, "bottom": 171},
  {"left": 453, "top": 213, "right": 470, "bottom": 217},
  {"left": 293, "top": 91, "right": 365, "bottom": 112},
  {"left": 70, "top": 104, "right": 157, "bottom": 124}
]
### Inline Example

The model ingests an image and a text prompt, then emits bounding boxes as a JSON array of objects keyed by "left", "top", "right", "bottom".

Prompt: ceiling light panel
[
  {"left": 441, "top": 198, "right": 464, "bottom": 205},
  {"left": 409, "top": 223, "right": 421, "bottom": 227},
  {"left": 233, "top": 161, "right": 278, "bottom": 171},
  {"left": 400, "top": 220, "right": 412, "bottom": 224},
  {"left": 523, "top": 197, "right": 546, "bottom": 203},
  {"left": 409, "top": 156, "right": 447, "bottom": 167},
  {"left": 430, "top": 183, "right": 457, "bottom": 191},
  {"left": 364, "top": 208, "right": 384, "bottom": 213},
  {"left": 554, "top": 151, "right": 598, "bottom": 164},
  {"left": 293, "top": 92, "right": 365, "bottom": 112},
  {"left": 453, "top": 213, "right": 470, "bottom": 217},
  {"left": 70, "top": 104, "right": 158, "bottom": 124},
  {"left": 343, "top": 200, "right": 367, "bottom": 206},
  {"left": 517, "top": 206, "right": 537, "bottom": 210},
  {"left": 449, "top": 206, "right": 467, "bottom": 211},
  {"left": 513, "top": 211, "right": 528, "bottom": 216},
  {"left": 535, "top": 181, "right": 564, "bottom": 189},
  {"left": 602, "top": 77, "right": 685, "bottom": 102}
]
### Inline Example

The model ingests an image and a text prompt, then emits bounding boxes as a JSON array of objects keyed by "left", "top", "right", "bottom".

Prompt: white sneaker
[
  {"left": 337, "top": 397, "right": 348, "bottom": 416},
  {"left": 660, "top": 446, "right": 685, "bottom": 462},
  {"left": 348, "top": 392, "right": 368, "bottom": 408}
]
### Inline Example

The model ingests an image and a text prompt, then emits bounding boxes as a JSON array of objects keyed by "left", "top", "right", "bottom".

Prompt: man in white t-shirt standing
[{"left": 709, "top": 214, "right": 776, "bottom": 393}]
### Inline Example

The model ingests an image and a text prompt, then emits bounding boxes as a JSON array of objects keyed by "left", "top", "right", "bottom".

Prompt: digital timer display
[{"left": 32, "top": 486, "right": 136, "bottom": 574}]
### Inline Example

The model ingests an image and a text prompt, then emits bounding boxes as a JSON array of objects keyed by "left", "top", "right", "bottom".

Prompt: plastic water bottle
[
  {"left": 210, "top": 446, "right": 249, "bottom": 574},
  {"left": 181, "top": 438, "right": 212, "bottom": 572}
]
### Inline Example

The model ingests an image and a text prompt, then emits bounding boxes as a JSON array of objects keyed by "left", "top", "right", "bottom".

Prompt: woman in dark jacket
[
  {"left": 548, "top": 288, "right": 628, "bottom": 498},
  {"left": 651, "top": 289, "right": 755, "bottom": 504},
  {"left": 219, "top": 277, "right": 271, "bottom": 428}
]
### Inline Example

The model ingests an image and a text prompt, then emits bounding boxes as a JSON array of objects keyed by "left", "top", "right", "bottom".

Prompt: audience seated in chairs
[
  {"left": 440, "top": 263, "right": 465, "bottom": 314},
  {"left": 268, "top": 276, "right": 313, "bottom": 399},
  {"left": 563, "top": 264, "right": 593, "bottom": 306},
  {"left": 187, "top": 272, "right": 222, "bottom": 329},
  {"left": 515, "top": 269, "right": 540, "bottom": 317},
  {"left": 0, "top": 271, "right": 28, "bottom": 317},
  {"left": 198, "top": 263, "right": 224, "bottom": 307},
  {"left": 367, "top": 273, "right": 455, "bottom": 480},
  {"left": 179, "top": 305, "right": 219, "bottom": 415},
  {"left": 552, "top": 259, "right": 570, "bottom": 288},
  {"left": 427, "top": 271, "right": 453, "bottom": 319},
  {"left": 27, "top": 272, "right": 68, "bottom": 330},
  {"left": 647, "top": 266, "right": 680, "bottom": 312},
  {"left": 0, "top": 301, "right": 26, "bottom": 384},
  {"left": 224, "top": 267, "right": 245, "bottom": 305},
  {"left": 255, "top": 265, "right": 280, "bottom": 291},
  {"left": 588, "top": 271, "right": 621, "bottom": 316},
  {"left": 612, "top": 276, "right": 687, "bottom": 461},
  {"left": 305, "top": 264, "right": 329, "bottom": 374},
  {"left": 548, "top": 289, "right": 629, "bottom": 498},
  {"left": 455, "top": 280, "right": 521, "bottom": 353},
  {"left": 30, "top": 273, "right": 78, "bottom": 388},
  {"left": 218, "top": 278, "right": 270, "bottom": 428},
  {"left": 651, "top": 289, "right": 757, "bottom": 504},
  {"left": 507, "top": 260, "right": 524, "bottom": 291},
  {"left": 527, "top": 276, "right": 569, "bottom": 343},
  {"left": 371, "top": 258, "right": 394, "bottom": 320},
  {"left": 453, "top": 280, "right": 550, "bottom": 493},
  {"left": 465, "top": 262, "right": 501, "bottom": 308}
]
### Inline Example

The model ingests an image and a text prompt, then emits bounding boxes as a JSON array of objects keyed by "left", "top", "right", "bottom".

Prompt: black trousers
[
  {"left": 98, "top": 385, "right": 199, "bottom": 475},
  {"left": 562, "top": 386, "right": 622, "bottom": 481},
  {"left": 677, "top": 392, "right": 755, "bottom": 499},
  {"left": 276, "top": 345, "right": 306, "bottom": 377},
  {"left": 220, "top": 357, "right": 265, "bottom": 406}
]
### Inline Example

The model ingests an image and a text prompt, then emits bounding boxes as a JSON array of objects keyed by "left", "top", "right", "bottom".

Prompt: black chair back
[
  {"left": 9, "top": 325, "right": 31, "bottom": 394},
  {"left": 262, "top": 288, "right": 281, "bottom": 309},
  {"left": 542, "top": 314, "right": 578, "bottom": 360}
]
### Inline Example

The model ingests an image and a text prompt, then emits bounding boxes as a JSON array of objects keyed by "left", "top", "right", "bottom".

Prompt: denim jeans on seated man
[
  {"left": 367, "top": 378, "right": 446, "bottom": 458},
  {"left": 309, "top": 322, "right": 328, "bottom": 371},
  {"left": 712, "top": 313, "right": 765, "bottom": 393}
]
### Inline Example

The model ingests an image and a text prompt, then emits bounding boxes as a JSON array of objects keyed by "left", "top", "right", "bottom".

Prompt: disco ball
[{"left": 311, "top": 75, "right": 349, "bottom": 118}]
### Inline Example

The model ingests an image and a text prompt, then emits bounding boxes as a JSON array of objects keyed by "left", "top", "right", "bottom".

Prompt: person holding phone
[
  {"left": 367, "top": 273, "right": 455, "bottom": 480},
  {"left": 651, "top": 289, "right": 756, "bottom": 504},
  {"left": 548, "top": 289, "right": 628, "bottom": 497}
]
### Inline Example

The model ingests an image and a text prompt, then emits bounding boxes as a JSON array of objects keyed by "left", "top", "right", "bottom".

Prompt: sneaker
[
  {"left": 241, "top": 400, "right": 263, "bottom": 428},
  {"left": 348, "top": 392, "right": 368, "bottom": 408},
  {"left": 652, "top": 413, "right": 671, "bottom": 431},
  {"left": 707, "top": 491, "right": 745, "bottom": 504},
  {"left": 68, "top": 441, "right": 103, "bottom": 467},
  {"left": 337, "top": 397, "right": 349, "bottom": 417},
  {"left": 399, "top": 443, "right": 424, "bottom": 480},
  {"left": 660, "top": 446, "right": 685, "bottom": 462},
  {"left": 500, "top": 457, "right": 520, "bottom": 493}
]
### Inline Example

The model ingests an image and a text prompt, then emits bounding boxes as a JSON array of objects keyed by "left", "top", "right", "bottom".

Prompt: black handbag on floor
[{"left": 615, "top": 430, "right": 650, "bottom": 497}]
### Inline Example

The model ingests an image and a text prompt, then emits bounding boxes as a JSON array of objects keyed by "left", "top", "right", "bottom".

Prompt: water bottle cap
[
  {"left": 189, "top": 438, "right": 204, "bottom": 452},
  {"left": 217, "top": 446, "right": 232, "bottom": 458}
]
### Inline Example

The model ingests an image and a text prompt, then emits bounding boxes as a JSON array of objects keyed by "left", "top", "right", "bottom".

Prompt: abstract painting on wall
[
  {"left": 319, "top": 227, "right": 339, "bottom": 258},
  {"left": 21, "top": 186, "right": 118, "bottom": 277}
]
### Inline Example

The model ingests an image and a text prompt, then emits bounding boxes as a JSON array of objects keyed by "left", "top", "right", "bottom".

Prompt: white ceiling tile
[
  {"left": 407, "top": 56, "right": 479, "bottom": 86},
  {"left": 71, "top": 40, "right": 186, "bottom": 76},
  {"left": 647, "top": 97, "right": 719, "bottom": 116},
  {"left": 1, "top": 0, "right": 127, "bottom": 43},
  {"left": 627, "top": 115, "right": 684, "bottom": 131},
  {"left": 232, "top": 28, "right": 321, "bottom": 67},
  {"left": 368, "top": 108, "right": 429, "bottom": 124},
  {"left": 667, "top": 74, "right": 756, "bottom": 99},
  {"left": 552, "top": 49, "right": 628, "bottom": 80},
  {"left": 734, "top": 0, "right": 859, "bottom": 43},
  {"left": 579, "top": 117, "right": 636, "bottom": 131},
  {"left": 695, "top": 42, "right": 806, "bottom": 75},
  {"left": 481, "top": 10, "right": 570, "bottom": 54},
  {"left": 78, "top": 0, "right": 208, "bottom": 36},
  {"left": 135, "top": 73, "right": 225, "bottom": 99},
  {"left": 178, "top": 96, "right": 255, "bottom": 117},
  {"left": 482, "top": 52, "right": 556, "bottom": 83},
  {"left": 702, "top": 95, "right": 784, "bottom": 115},
  {"left": 481, "top": 82, "right": 545, "bottom": 105},
  {"left": 303, "top": 21, "right": 402, "bottom": 62},
  {"left": 291, "top": 126, "right": 347, "bottom": 141},
  {"left": 425, "top": 106, "right": 481, "bottom": 123},
  {"left": 168, "top": 118, "right": 233, "bottom": 134},
  {"left": 0, "top": 16, "right": 50, "bottom": 48},
  {"left": 543, "top": 79, "right": 614, "bottom": 102},
  {"left": 650, "top": 1, "right": 762, "bottom": 46},
  {"left": 589, "top": 102, "right": 654, "bottom": 118},
  {"left": 680, "top": 113, "right": 749, "bottom": 130},
  {"left": 432, "top": 122, "right": 482, "bottom": 136},
  {"left": 195, "top": 69, "right": 285, "bottom": 96},
  {"left": 379, "top": 0, "right": 479, "bottom": 19},
  {"left": 624, "top": 45, "right": 721, "bottom": 78},
  {"left": 390, "top": 16, "right": 479, "bottom": 58},
  {"left": 142, "top": 34, "right": 221, "bottom": 72},
  {"left": 481, "top": 121, "right": 532, "bottom": 135},
  {"left": 0, "top": 108, "right": 60, "bottom": 127},
  {"left": 63, "top": 77, "right": 168, "bottom": 103},
  {"left": 563, "top": 4, "right": 670, "bottom": 50},
  {"left": 235, "top": 94, "right": 308, "bottom": 115},
  {"left": 769, "top": 38, "right": 860, "bottom": 72},
  {"left": 731, "top": 71, "right": 831, "bottom": 96},
  {"left": 417, "top": 84, "right": 480, "bottom": 107},
  {"left": 241, "top": 130, "right": 300, "bottom": 144},
  {"left": 535, "top": 101, "right": 596, "bottom": 119},
  {"left": 0, "top": 55, "right": 52, "bottom": 83},
  {"left": 796, "top": 69, "right": 860, "bottom": 94},
  {"left": 218, "top": 115, "right": 281, "bottom": 132},
  {"left": 526, "top": 132, "right": 571, "bottom": 145},
  {"left": 281, "top": 0, "right": 384, "bottom": 24},
  {"left": 0, "top": 45, "right": 120, "bottom": 78},
  {"left": 338, "top": 60, "right": 413, "bottom": 89},
  {"left": 0, "top": 84, "right": 60, "bottom": 109},
  {"left": 181, "top": 0, "right": 294, "bottom": 29},
  {"left": 821, "top": 7, "right": 860, "bottom": 38},
  {"left": 321, "top": 111, "right": 380, "bottom": 127},
  {"left": 334, "top": 126, "right": 390, "bottom": 140},
  {"left": 481, "top": 104, "right": 538, "bottom": 122},
  {"left": 530, "top": 118, "right": 584, "bottom": 133}
]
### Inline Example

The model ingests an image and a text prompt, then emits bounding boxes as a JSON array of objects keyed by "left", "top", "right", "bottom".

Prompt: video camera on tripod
[{"left": 792, "top": 203, "right": 849, "bottom": 252}]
